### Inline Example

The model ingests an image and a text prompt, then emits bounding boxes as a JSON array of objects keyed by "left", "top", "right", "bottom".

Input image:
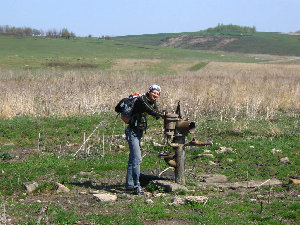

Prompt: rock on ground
[
  {"left": 271, "top": 148, "right": 282, "bottom": 154},
  {"left": 93, "top": 193, "right": 117, "bottom": 202},
  {"left": 215, "top": 147, "right": 234, "bottom": 154},
  {"left": 152, "top": 180, "right": 188, "bottom": 192},
  {"left": 289, "top": 179, "right": 300, "bottom": 184},
  {"left": 195, "top": 154, "right": 215, "bottom": 158},
  {"left": 170, "top": 196, "right": 208, "bottom": 205},
  {"left": 198, "top": 178, "right": 282, "bottom": 189},
  {"left": 55, "top": 182, "right": 70, "bottom": 193},
  {"left": 200, "top": 174, "right": 228, "bottom": 183},
  {"left": 23, "top": 182, "right": 38, "bottom": 193},
  {"left": 145, "top": 199, "right": 154, "bottom": 204},
  {"left": 280, "top": 157, "right": 290, "bottom": 164}
]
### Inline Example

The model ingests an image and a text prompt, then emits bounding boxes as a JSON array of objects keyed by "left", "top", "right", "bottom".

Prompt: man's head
[{"left": 148, "top": 84, "right": 161, "bottom": 101}]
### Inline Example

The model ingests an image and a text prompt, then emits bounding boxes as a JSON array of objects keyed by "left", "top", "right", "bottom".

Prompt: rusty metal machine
[{"left": 160, "top": 101, "right": 212, "bottom": 185}]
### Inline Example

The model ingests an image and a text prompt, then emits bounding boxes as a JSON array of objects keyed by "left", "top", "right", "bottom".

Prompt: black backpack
[{"left": 115, "top": 93, "right": 142, "bottom": 123}]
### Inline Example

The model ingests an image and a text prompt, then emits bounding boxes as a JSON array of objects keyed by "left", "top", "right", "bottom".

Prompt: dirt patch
[
  {"left": 45, "top": 62, "right": 98, "bottom": 68},
  {"left": 160, "top": 35, "right": 237, "bottom": 49},
  {"left": 214, "top": 38, "right": 237, "bottom": 49}
]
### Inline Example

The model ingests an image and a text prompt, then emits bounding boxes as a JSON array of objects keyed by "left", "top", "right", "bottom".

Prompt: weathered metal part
[
  {"left": 161, "top": 101, "right": 214, "bottom": 185},
  {"left": 164, "top": 113, "right": 179, "bottom": 129},
  {"left": 175, "top": 144, "right": 185, "bottom": 185},
  {"left": 185, "top": 138, "right": 213, "bottom": 147},
  {"left": 159, "top": 152, "right": 176, "bottom": 167},
  {"left": 165, "top": 159, "right": 176, "bottom": 167},
  {"left": 164, "top": 113, "right": 180, "bottom": 142},
  {"left": 175, "top": 101, "right": 184, "bottom": 119},
  {"left": 159, "top": 151, "right": 175, "bottom": 159},
  {"left": 176, "top": 120, "right": 196, "bottom": 135}
]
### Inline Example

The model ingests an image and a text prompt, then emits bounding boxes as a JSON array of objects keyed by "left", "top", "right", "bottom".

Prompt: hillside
[
  {"left": 114, "top": 31, "right": 300, "bottom": 57},
  {"left": 0, "top": 34, "right": 269, "bottom": 69}
]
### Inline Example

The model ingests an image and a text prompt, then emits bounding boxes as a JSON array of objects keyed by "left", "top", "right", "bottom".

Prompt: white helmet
[{"left": 149, "top": 84, "right": 161, "bottom": 92}]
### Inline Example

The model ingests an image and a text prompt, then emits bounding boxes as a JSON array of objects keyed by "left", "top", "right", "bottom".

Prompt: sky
[{"left": 1, "top": 0, "right": 300, "bottom": 37}]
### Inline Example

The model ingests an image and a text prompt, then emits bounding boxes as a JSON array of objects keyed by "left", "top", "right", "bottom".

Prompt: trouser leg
[{"left": 125, "top": 127, "right": 142, "bottom": 188}]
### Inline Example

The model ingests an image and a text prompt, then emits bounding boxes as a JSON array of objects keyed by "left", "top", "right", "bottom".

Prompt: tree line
[
  {"left": 0, "top": 25, "right": 76, "bottom": 38},
  {"left": 205, "top": 24, "right": 256, "bottom": 33}
]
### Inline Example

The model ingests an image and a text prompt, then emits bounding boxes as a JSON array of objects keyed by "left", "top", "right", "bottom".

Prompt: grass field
[
  {"left": 115, "top": 31, "right": 300, "bottom": 57},
  {"left": 0, "top": 35, "right": 274, "bottom": 70},
  {"left": 0, "top": 34, "right": 299, "bottom": 224}
]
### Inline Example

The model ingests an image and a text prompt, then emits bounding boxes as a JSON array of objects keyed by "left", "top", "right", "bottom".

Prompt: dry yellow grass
[{"left": 0, "top": 62, "right": 299, "bottom": 118}]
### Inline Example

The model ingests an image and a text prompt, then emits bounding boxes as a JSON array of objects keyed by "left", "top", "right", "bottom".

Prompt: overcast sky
[{"left": 1, "top": 0, "right": 299, "bottom": 37}]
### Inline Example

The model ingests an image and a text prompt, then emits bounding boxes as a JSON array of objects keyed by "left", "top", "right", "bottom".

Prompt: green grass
[
  {"left": 0, "top": 113, "right": 121, "bottom": 147},
  {"left": 115, "top": 31, "right": 300, "bottom": 57},
  {"left": 188, "top": 62, "right": 208, "bottom": 71},
  {"left": 222, "top": 32, "right": 300, "bottom": 56},
  {"left": 0, "top": 35, "right": 265, "bottom": 69},
  {"left": 0, "top": 113, "right": 299, "bottom": 224}
]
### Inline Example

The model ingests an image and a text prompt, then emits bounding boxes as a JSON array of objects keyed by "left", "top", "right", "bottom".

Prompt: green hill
[
  {"left": 0, "top": 35, "right": 266, "bottom": 69},
  {"left": 1, "top": 24, "right": 300, "bottom": 70},
  {"left": 114, "top": 31, "right": 300, "bottom": 57}
]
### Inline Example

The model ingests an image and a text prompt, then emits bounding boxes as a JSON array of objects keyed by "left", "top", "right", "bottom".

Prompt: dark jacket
[{"left": 130, "top": 93, "right": 164, "bottom": 132}]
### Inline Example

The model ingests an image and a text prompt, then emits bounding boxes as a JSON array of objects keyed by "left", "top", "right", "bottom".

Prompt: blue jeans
[{"left": 125, "top": 126, "right": 143, "bottom": 189}]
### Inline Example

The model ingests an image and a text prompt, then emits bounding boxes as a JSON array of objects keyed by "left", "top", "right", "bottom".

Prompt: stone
[
  {"left": 215, "top": 147, "right": 234, "bottom": 154},
  {"left": 184, "top": 196, "right": 208, "bottom": 203},
  {"left": 153, "top": 142, "right": 163, "bottom": 147},
  {"left": 93, "top": 193, "right": 117, "bottom": 202},
  {"left": 0, "top": 206, "right": 12, "bottom": 224},
  {"left": 227, "top": 158, "right": 234, "bottom": 162},
  {"left": 3, "top": 143, "right": 14, "bottom": 147},
  {"left": 197, "top": 178, "right": 282, "bottom": 189},
  {"left": 170, "top": 196, "right": 208, "bottom": 205},
  {"left": 118, "top": 145, "right": 126, "bottom": 149},
  {"left": 152, "top": 180, "right": 188, "bottom": 192},
  {"left": 271, "top": 148, "right": 282, "bottom": 155},
  {"left": 257, "top": 195, "right": 264, "bottom": 199},
  {"left": 79, "top": 171, "right": 94, "bottom": 176},
  {"left": 280, "top": 157, "right": 290, "bottom": 164},
  {"left": 23, "top": 182, "right": 38, "bottom": 193},
  {"left": 289, "top": 179, "right": 300, "bottom": 184},
  {"left": 54, "top": 182, "right": 70, "bottom": 193},
  {"left": 204, "top": 150, "right": 212, "bottom": 153},
  {"left": 153, "top": 193, "right": 166, "bottom": 198},
  {"left": 208, "top": 161, "right": 217, "bottom": 166},
  {"left": 145, "top": 199, "right": 154, "bottom": 204},
  {"left": 250, "top": 199, "right": 257, "bottom": 203}
]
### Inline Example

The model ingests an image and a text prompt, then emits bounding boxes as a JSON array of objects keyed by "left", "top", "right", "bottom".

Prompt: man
[{"left": 125, "top": 84, "right": 165, "bottom": 195}]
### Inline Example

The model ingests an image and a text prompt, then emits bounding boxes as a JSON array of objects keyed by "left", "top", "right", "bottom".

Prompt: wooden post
[
  {"left": 37, "top": 133, "right": 40, "bottom": 152},
  {"left": 174, "top": 144, "right": 185, "bottom": 185}
]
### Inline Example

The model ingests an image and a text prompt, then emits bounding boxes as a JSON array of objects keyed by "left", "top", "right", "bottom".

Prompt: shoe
[
  {"left": 125, "top": 186, "right": 134, "bottom": 191},
  {"left": 134, "top": 186, "right": 146, "bottom": 196}
]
